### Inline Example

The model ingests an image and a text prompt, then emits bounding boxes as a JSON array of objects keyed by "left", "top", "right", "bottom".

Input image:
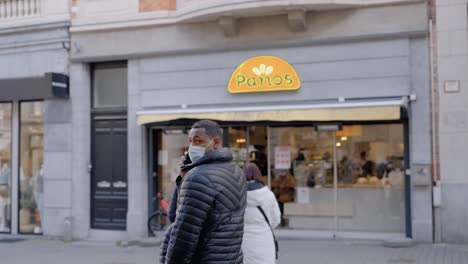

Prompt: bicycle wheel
[{"left": 147, "top": 211, "right": 168, "bottom": 236}]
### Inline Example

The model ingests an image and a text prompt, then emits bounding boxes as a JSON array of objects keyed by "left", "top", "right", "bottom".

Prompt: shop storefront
[
  {"left": 0, "top": 73, "right": 69, "bottom": 235},
  {"left": 137, "top": 46, "right": 417, "bottom": 237}
]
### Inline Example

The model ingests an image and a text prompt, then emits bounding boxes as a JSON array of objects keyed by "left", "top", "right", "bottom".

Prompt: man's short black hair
[{"left": 192, "top": 120, "right": 223, "bottom": 139}]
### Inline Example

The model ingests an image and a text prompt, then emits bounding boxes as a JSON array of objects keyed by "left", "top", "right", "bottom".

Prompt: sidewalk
[
  {"left": 280, "top": 240, "right": 468, "bottom": 264},
  {"left": 0, "top": 237, "right": 467, "bottom": 264}
]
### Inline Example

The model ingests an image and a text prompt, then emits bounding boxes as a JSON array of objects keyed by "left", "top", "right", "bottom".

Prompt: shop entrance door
[{"left": 91, "top": 118, "right": 128, "bottom": 230}]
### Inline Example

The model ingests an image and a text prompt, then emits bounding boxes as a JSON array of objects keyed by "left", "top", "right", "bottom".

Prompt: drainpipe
[{"left": 428, "top": 0, "right": 441, "bottom": 243}]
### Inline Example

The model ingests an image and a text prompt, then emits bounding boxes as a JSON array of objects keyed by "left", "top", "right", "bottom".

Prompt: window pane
[
  {"left": 19, "top": 101, "right": 44, "bottom": 234},
  {"left": 336, "top": 124, "right": 405, "bottom": 186},
  {"left": 0, "top": 103, "right": 12, "bottom": 233},
  {"left": 269, "top": 124, "right": 405, "bottom": 232},
  {"left": 270, "top": 127, "right": 335, "bottom": 228},
  {"left": 336, "top": 124, "right": 405, "bottom": 233},
  {"left": 93, "top": 67, "right": 127, "bottom": 108},
  {"left": 248, "top": 126, "right": 268, "bottom": 182},
  {"left": 227, "top": 127, "right": 247, "bottom": 168},
  {"left": 157, "top": 130, "right": 188, "bottom": 213}
]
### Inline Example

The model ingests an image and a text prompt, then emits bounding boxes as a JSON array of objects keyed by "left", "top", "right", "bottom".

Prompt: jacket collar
[
  {"left": 247, "top": 181, "right": 264, "bottom": 191},
  {"left": 183, "top": 148, "right": 233, "bottom": 171}
]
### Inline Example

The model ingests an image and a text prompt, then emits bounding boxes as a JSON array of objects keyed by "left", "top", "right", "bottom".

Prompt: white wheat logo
[{"left": 252, "top": 64, "right": 274, "bottom": 76}]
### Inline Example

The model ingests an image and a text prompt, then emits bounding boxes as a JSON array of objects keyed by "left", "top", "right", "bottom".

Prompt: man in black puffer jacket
[{"left": 164, "top": 120, "right": 247, "bottom": 264}]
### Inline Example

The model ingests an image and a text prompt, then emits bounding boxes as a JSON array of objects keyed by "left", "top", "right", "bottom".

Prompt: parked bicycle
[{"left": 147, "top": 192, "right": 169, "bottom": 236}]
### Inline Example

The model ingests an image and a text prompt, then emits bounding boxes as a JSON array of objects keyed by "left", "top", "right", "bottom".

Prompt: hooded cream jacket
[{"left": 242, "top": 185, "right": 281, "bottom": 264}]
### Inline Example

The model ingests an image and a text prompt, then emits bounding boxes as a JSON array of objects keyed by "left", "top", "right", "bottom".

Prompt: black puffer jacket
[
  {"left": 165, "top": 148, "right": 247, "bottom": 264},
  {"left": 160, "top": 175, "right": 183, "bottom": 264}
]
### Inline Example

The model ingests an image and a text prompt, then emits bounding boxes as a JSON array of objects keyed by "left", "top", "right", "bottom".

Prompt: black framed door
[{"left": 91, "top": 118, "right": 128, "bottom": 230}]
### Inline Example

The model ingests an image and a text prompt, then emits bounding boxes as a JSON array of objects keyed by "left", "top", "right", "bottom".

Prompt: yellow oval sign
[{"left": 228, "top": 56, "right": 301, "bottom": 94}]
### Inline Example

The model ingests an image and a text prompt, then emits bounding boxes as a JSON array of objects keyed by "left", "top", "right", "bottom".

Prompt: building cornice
[
  {"left": 0, "top": 16, "right": 70, "bottom": 35},
  {"left": 71, "top": 0, "right": 426, "bottom": 33},
  {"left": 70, "top": 30, "right": 428, "bottom": 62}
]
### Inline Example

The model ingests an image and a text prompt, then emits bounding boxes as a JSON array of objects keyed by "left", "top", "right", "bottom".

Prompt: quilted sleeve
[
  {"left": 168, "top": 186, "right": 179, "bottom": 223},
  {"left": 165, "top": 172, "right": 216, "bottom": 264},
  {"left": 159, "top": 223, "right": 174, "bottom": 264}
]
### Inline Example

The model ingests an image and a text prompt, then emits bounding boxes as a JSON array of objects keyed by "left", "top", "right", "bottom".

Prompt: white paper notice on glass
[
  {"left": 158, "top": 150, "right": 168, "bottom": 166},
  {"left": 297, "top": 187, "right": 309, "bottom": 204},
  {"left": 274, "top": 146, "right": 291, "bottom": 169}
]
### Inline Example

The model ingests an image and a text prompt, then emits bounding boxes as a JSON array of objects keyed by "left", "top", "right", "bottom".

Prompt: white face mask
[{"left": 188, "top": 140, "right": 213, "bottom": 163}]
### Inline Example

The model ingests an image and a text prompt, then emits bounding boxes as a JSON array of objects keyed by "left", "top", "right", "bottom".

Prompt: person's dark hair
[
  {"left": 183, "top": 152, "right": 192, "bottom": 165},
  {"left": 180, "top": 152, "right": 192, "bottom": 172},
  {"left": 243, "top": 163, "right": 264, "bottom": 184},
  {"left": 360, "top": 151, "right": 367, "bottom": 159},
  {"left": 192, "top": 120, "right": 223, "bottom": 139}
]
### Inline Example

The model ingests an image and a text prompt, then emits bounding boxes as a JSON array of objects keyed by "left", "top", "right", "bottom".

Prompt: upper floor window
[{"left": 92, "top": 62, "right": 128, "bottom": 109}]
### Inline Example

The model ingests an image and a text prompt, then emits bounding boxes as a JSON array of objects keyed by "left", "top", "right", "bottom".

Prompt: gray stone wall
[
  {"left": 69, "top": 63, "right": 91, "bottom": 240},
  {"left": 126, "top": 60, "right": 148, "bottom": 239},
  {"left": 436, "top": 0, "right": 468, "bottom": 243},
  {"left": 137, "top": 38, "right": 412, "bottom": 109},
  {"left": 408, "top": 37, "right": 432, "bottom": 242}
]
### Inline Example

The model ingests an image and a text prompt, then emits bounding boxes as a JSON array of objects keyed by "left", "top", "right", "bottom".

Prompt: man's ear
[{"left": 213, "top": 137, "right": 222, "bottom": 149}]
